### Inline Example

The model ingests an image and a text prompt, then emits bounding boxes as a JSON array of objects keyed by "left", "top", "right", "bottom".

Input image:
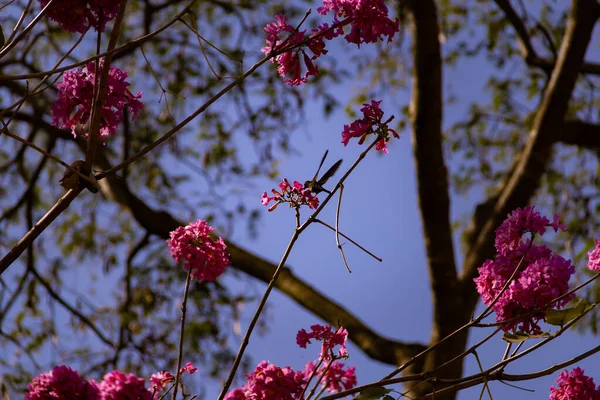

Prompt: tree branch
[
  {"left": 494, "top": 0, "right": 600, "bottom": 76},
  {"left": 558, "top": 119, "right": 600, "bottom": 148},
  {"left": 462, "top": 0, "right": 600, "bottom": 301},
  {"left": 406, "top": 0, "right": 462, "bottom": 388}
]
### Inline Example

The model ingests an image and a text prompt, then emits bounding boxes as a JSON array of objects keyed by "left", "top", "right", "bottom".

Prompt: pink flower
[
  {"left": 303, "top": 361, "right": 356, "bottom": 393},
  {"left": 475, "top": 208, "right": 576, "bottom": 334},
  {"left": 26, "top": 365, "right": 100, "bottom": 400},
  {"left": 494, "top": 206, "right": 551, "bottom": 254},
  {"left": 149, "top": 371, "right": 174, "bottom": 395},
  {"left": 179, "top": 362, "right": 198, "bottom": 375},
  {"left": 261, "top": 179, "right": 319, "bottom": 212},
  {"left": 549, "top": 368, "right": 600, "bottom": 399},
  {"left": 262, "top": 1, "right": 398, "bottom": 85},
  {"left": 264, "top": 14, "right": 294, "bottom": 48},
  {"left": 38, "top": 0, "right": 120, "bottom": 33},
  {"left": 261, "top": 15, "right": 333, "bottom": 86},
  {"left": 166, "top": 220, "right": 230, "bottom": 282},
  {"left": 224, "top": 361, "right": 307, "bottom": 400},
  {"left": 99, "top": 370, "right": 152, "bottom": 400},
  {"left": 375, "top": 138, "right": 389, "bottom": 153},
  {"left": 550, "top": 215, "right": 568, "bottom": 233},
  {"left": 317, "top": 0, "right": 399, "bottom": 47},
  {"left": 588, "top": 239, "right": 600, "bottom": 272},
  {"left": 52, "top": 60, "right": 143, "bottom": 141},
  {"left": 341, "top": 100, "right": 399, "bottom": 152},
  {"left": 296, "top": 325, "right": 348, "bottom": 361}
]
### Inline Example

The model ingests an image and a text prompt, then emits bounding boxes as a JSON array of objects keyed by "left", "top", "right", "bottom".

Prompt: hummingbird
[
  {"left": 59, "top": 160, "right": 99, "bottom": 193},
  {"left": 304, "top": 150, "right": 342, "bottom": 194}
]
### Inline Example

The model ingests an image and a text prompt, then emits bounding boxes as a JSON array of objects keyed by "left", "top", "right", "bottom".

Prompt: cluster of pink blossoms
[
  {"left": 26, "top": 363, "right": 197, "bottom": 399},
  {"left": 39, "top": 0, "right": 120, "bottom": 33},
  {"left": 342, "top": 99, "right": 399, "bottom": 153},
  {"left": 26, "top": 366, "right": 100, "bottom": 400},
  {"left": 52, "top": 60, "right": 143, "bottom": 141},
  {"left": 474, "top": 206, "right": 575, "bottom": 334},
  {"left": 587, "top": 239, "right": 600, "bottom": 272},
  {"left": 167, "top": 219, "right": 231, "bottom": 281},
  {"left": 225, "top": 324, "right": 356, "bottom": 399},
  {"left": 317, "top": 0, "right": 400, "bottom": 46},
  {"left": 261, "top": 179, "right": 319, "bottom": 212},
  {"left": 296, "top": 324, "right": 348, "bottom": 360},
  {"left": 304, "top": 361, "right": 357, "bottom": 393},
  {"left": 262, "top": 0, "right": 399, "bottom": 86},
  {"left": 549, "top": 368, "right": 600, "bottom": 399}
]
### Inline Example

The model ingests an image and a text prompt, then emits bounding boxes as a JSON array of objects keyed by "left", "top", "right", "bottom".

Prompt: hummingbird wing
[
  {"left": 317, "top": 159, "right": 342, "bottom": 186},
  {"left": 311, "top": 149, "right": 329, "bottom": 183}
]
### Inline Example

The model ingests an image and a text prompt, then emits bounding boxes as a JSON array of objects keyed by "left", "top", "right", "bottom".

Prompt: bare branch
[
  {"left": 494, "top": 0, "right": 600, "bottom": 75},
  {"left": 558, "top": 119, "right": 600, "bottom": 148}
]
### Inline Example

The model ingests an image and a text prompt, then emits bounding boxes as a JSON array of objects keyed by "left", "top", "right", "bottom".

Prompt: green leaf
[
  {"left": 502, "top": 332, "right": 530, "bottom": 342},
  {"left": 355, "top": 386, "right": 393, "bottom": 400},
  {"left": 502, "top": 331, "right": 549, "bottom": 342},
  {"left": 546, "top": 299, "right": 593, "bottom": 326}
]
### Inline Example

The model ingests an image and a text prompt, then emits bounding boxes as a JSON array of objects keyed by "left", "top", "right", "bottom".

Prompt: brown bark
[{"left": 404, "top": 0, "right": 467, "bottom": 397}]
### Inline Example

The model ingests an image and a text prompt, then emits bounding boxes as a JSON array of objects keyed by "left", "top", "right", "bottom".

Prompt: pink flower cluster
[
  {"left": 26, "top": 363, "right": 197, "bottom": 399},
  {"left": 474, "top": 207, "right": 574, "bottom": 334},
  {"left": 494, "top": 206, "right": 566, "bottom": 254},
  {"left": 39, "top": 0, "right": 120, "bottom": 33},
  {"left": 225, "top": 361, "right": 307, "bottom": 400},
  {"left": 262, "top": 0, "right": 398, "bottom": 86},
  {"left": 99, "top": 371, "right": 152, "bottom": 400},
  {"left": 149, "top": 371, "right": 174, "bottom": 394},
  {"left": 587, "top": 239, "right": 600, "bottom": 272},
  {"left": 167, "top": 219, "right": 231, "bottom": 282},
  {"left": 317, "top": 0, "right": 400, "bottom": 46},
  {"left": 296, "top": 324, "right": 348, "bottom": 360},
  {"left": 225, "top": 325, "right": 356, "bottom": 399},
  {"left": 261, "top": 15, "right": 329, "bottom": 86},
  {"left": 304, "top": 361, "right": 357, "bottom": 393},
  {"left": 150, "top": 362, "right": 198, "bottom": 393},
  {"left": 26, "top": 365, "right": 99, "bottom": 400},
  {"left": 52, "top": 60, "right": 143, "bottom": 141},
  {"left": 342, "top": 100, "right": 399, "bottom": 153},
  {"left": 261, "top": 179, "right": 319, "bottom": 212},
  {"left": 549, "top": 368, "right": 600, "bottom": 399}
]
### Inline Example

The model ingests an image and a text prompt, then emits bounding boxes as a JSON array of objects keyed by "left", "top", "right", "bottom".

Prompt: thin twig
[
  {"left": 3, "top": 0, "right": 33, "bottom": 48},
  {"left": 0, "top": 0, "right": 55, "bottom": 60},
  {"left": 314, "top": 219, "right": 382, "bottom": 262},
  {"left": 0, "top": 28, "right": 88, "bottom": 127},
  {"left": 216, "top": 229, "right": 302, "bottom": 399},
  {"left": 335, "top": 183, "right": 351, "bottom": 273},
  {"left": 473, "top": 351, "right": 493, "bottom": 400},
  {"left": 298, "top": 356, "right": 325, "bottom": 400},
  {"left": 0, "top": 0, "right": 198, "bottom": 81},
  {"left": 306, "top": 357, "right": 334, "bottom": 400},
  {"left": 29, "top": 265, "right": 114, "bottom": 347},
  {"left": 85, "top": 0, "right": 129, "bottom": 170},
  {"left": 0, "top": 127, "right": 96, "bottom": 187},
  {"left": 172, "top": 268, "right": 192, "bottom": 400},
  {"left": 0, "top": 187, "right": 83, "bottom": 275}
]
